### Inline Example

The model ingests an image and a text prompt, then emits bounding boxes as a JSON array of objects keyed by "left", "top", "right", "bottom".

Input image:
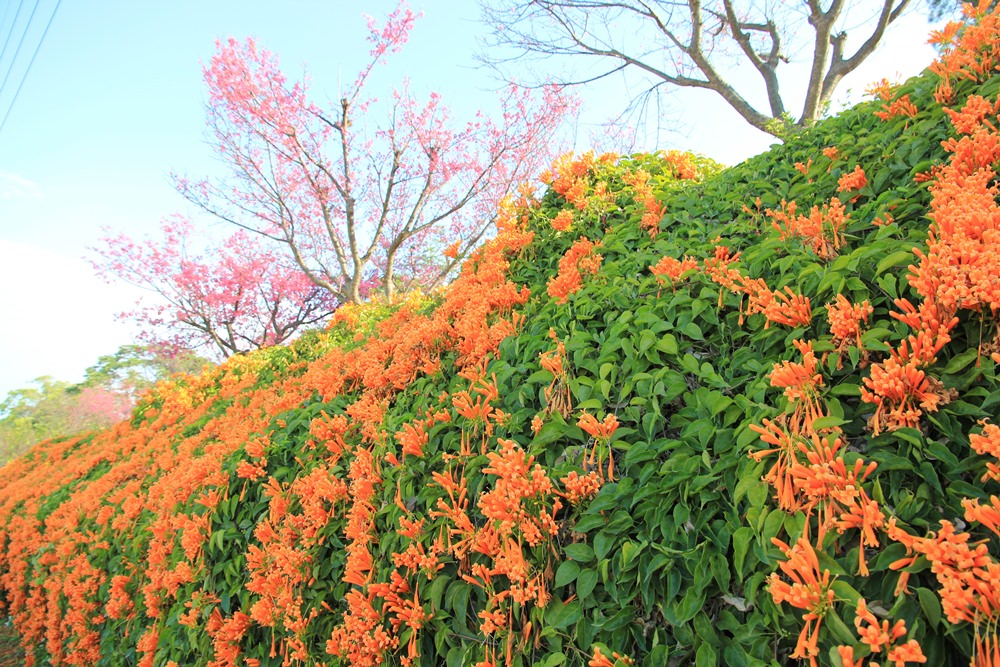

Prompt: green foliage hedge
[{"left": 3, "top": 38, "right": 1000, "bottom": 667}]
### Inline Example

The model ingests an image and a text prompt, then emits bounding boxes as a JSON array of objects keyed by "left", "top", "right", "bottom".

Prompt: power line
[
  {"left": 0, "top": 0, "right": 26, "bottom": 65},
  {"left": 0, "top": 0, "right": 39, "bottom": 99},
  {"left": 0, "top": 0, "right": 61, "bottom": 136},
  {"left": 0, "top": 0, "right": 28, "bottom": 84}
]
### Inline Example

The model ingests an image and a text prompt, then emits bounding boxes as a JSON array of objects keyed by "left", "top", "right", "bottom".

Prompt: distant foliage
[
  {"left": 7, "top": 5, "right": 1000, "bottom": 667},
  {"left": 0, "top": 345, "right": 208, "bottom": 464}
]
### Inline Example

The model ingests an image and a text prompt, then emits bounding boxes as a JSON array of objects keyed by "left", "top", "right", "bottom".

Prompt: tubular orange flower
[
  {"left": 768, "top": 198, "right": 848, "bottom": 260},
  {"left": 577, "top": 412, "right": 619, "bottom": 442},
  {"left": 561, "top": 470, "right": 603, "bottom": 505},
  {"left": 837, "top": 165, "right": 868, "bottom": 195},
  {"left": 588, "top": 647, "right": 634, "bottom": 666},
  {"left": 551, "top": 209, "right": 574, "bottom": 232},
  {"left": 826, "top": 294, "right": 873, "bottom": 367},
  {"left": 547, "top": 237, "right": 603, "bottom": 304},
  {"left": 650, "top": 255, "right": 698, "bottom": 285},
  {"left": 769, "top": 536, "right": 836, "bottom": 666}
]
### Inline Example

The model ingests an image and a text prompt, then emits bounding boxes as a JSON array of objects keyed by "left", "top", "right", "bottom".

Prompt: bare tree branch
[{"left": 481, "top": 0, "right": 918, "bottom": 137}]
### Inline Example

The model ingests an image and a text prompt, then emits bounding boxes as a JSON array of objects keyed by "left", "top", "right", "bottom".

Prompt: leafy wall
[{"left": 3, "top": 6, "right": 1000, "bottom": 666}]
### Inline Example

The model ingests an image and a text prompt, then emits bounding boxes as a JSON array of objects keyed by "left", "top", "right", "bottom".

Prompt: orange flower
[
  {"left": 650, "top": 255, "right": 698, "bottom": 285},
  {"left": 547, "top": 237, "right": 603, "bottom": 304},
  {"left": 769, "top": 536, "right": 836, "bottom": 666},
  {"left": 769, "top": 339, "right": 825, "bottom": 425},
  {"left": 577, "top": 412, "right": 619, "bottom": 442},
  {"left": 531, "top": 414, "right": 544, "bottom": 434},
  {"left": 551, "top": 209, "right": 574, "bottom": 232},
  {"left": 768, "top": 197, "right": 848, "bottom": 260},
  {"left": 875, "top": 94, "right": 918, "bottom": 121},
  {"left": 837, "top": 165, "right": 867, "bottom": 196},
  {"left": 561, "top": 470, "right": 603, "bottom": 504},
  {"left": 589, "top": 647, "right": 633, "bottom": 666},
  {"left": 970, "top": 422, "right": 1000, "bottom": 482}
]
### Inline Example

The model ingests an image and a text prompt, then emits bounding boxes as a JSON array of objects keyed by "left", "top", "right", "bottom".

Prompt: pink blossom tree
[
  {"left": 91, "top": 217, "right": 336, "bottom": 358},
  {"left": 175, "top": 2, "right": 575, "bottom": 304}
]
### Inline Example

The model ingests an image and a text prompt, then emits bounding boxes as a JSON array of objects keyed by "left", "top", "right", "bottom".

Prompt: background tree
[
  {"left": 0, "top": 345, "right": 206, "bottom": 464},
  {"left": 480, "top": 0, "right": 917, "bottom": 137},
  {"left": 92, "top": 217, "right": 336, "bottom": 358},
  {"left": 175, "top": 2, "right": 575, "bottom": 304},
  {"left": 78, "top": 343, "right": 208, "bottom": 398}
]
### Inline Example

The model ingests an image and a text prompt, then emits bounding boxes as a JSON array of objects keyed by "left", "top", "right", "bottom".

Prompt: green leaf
[
  {"left": 811, "top": 416, "right": 848, "bottom": 430},
  {"left": 732, "top": 527, "right": 753, "bottom": 576},
  {"left": 564, "top": 543, "right": 595, "bottom": 563},
  {"left": 555, "top": 560, "right": 580, "bottom": 588},
  {"left": 917, "top": 587, "right": 942, "bottom": 629},
  {"left": 876, "top": 249, "right": 915, "bottom": 275},
  {"left": 942, "top": 348, "right": 979, "bottom": 374},
  {"left": 657, "top": 334, "right": 679, "bottom": 355},
  {"left": 577, "top": 568, "right": 598, "bottom": 599},
  {"left": 594, "top": 531, "right": 615, "bottom": 560},
  {"left": 826, "top": 609, "right": 857, "bottom": 645},
  {"left": 546, "top": 599, "right": 582, "bottom": 629},
  {"left": 695, "top": 643, "right": 717, "bottom": 667},
  {"left": 542, "top": 653, "right": 567, "bottom": 667}
]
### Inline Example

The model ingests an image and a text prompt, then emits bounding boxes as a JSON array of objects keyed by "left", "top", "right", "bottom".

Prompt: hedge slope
[{"left": 4, "top": 8, "right": 1000, "bottom": 667}]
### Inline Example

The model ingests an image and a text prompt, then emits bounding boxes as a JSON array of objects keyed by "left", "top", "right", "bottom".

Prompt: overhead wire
[
  {"left": 0, "top": 0, "right": 27, "bottom": 81},
  {"left": 0, "top": 0, "right": 40, "bottom": 98},
  {"left": 0, "top": 0, "right": 61, "bottom": 136}
]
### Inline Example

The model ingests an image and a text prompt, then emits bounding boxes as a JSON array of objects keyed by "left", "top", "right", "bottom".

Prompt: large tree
[
  {"left": 175, "top": 2, "right": 575, "bottom": 304},
  {"left": 480, "top": 0, "right": 915, "bottom": 137}
]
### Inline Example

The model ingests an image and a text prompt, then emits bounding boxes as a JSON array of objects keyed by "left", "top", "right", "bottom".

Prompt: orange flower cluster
[
  {"left": 875, "top": 94, "right": 919, "bottom": 121},
  {"left": 889, "top": 519, "right": 1000, "bottom": 625},
  {"left": 540, "top": 328, "right": 573, "bottom": 418},
  {"left": 395, "top": 408, "right": 450, "bottom": 461},
  {"left": 649, "top": 254, "right": 698, "bottom": 287},
  {"left": 703, "top": 245, "right": 813, "bottom": 329},
  {"left": 768, "top": 536, "right": 836, "bottom": 665},
  {"left": 0, "top": 187, "right": 549, "bottom": 666},
  {"left": 480, "top": 438, "right": 560, "bottom": 547},
  {"left": 970, "top": 422, "right": 1000, "bottom": 481},
  {"left": 837, "top": 165, "right": 868, "bottom": 199},
  {"left": 768, "top": 340, "right": 825, "bottom": 427},
  {"left": 622, "top": 168, "right": 666, "bottom": 238},
  {"left": 661, "top": 149, "right": 699, "bottom": 180},
  {"left": 589, "top": 646, "right": 634, "bottom": 666},
  {"left": 930, "top": 0, "right": 1000, "bottom": 104},
  {"left": 868, "top": 77, "right": 918, "bottom": 121},
  {"left": 539, "top": 150, "right": 617, "bottom": 210},
  {"left": 767, "top": 197, "right": 849, "bottom": 260},
  {"left": 561, "top": 470, "right": 603, "bottom": 505},
  {"left": 578, "top": 411, "right": 619, "bottom": 479},
  {"left": 551, "top": 208, "right": 574, "bottom": 231},
  {"left": 547, "top": 237, "right": 603, "bottom": 304},
  {"left": 859, "top": 75, "right": 1000, "bottom": 434},
  {"left": 836, "top": 599, "right": 926, "bottom": 666},
  {"left": 826, "top": 294, "right": 874, "bottom": 368}
]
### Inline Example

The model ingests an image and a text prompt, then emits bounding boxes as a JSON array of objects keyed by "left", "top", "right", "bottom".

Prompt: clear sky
[{"left": 0, "top": 0, "right": 947, "bottom": 399}]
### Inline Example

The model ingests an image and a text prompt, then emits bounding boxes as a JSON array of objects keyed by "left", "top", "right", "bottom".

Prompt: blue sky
[{"left": 0, "top": 0, "right": 946, "bottom": 398}]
